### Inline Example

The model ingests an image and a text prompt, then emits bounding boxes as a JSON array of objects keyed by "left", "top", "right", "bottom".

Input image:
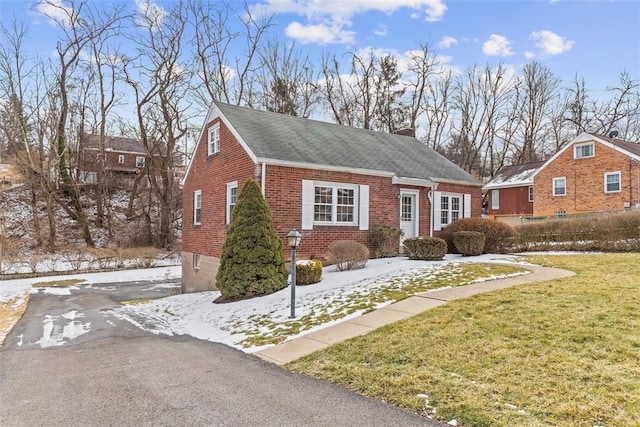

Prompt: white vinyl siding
[
  {"left": 301, "top": 180, "right": 369, "bottom": 230},
  {"left": 193, "top": 190, "right": 202, "bottom": 225},
  {"left": 226, "top": 182, "right": 238, "bottom": 224},
  {"left": 604, "top": 172, "right": 621, "bottom": 193},
  {"left": 491, "top": 189, "right": 499, "bottom": 210},
  {"left": 207, "top": 123, "right": 220, "bottom": 155},
  {"left": 553, "top": 177, "right": 566, "bottom": 196}
]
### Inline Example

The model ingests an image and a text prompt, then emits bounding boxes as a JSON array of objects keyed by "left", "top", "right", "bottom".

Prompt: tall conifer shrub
[{"left": 215, "top": 179, "right": 288, "bottom": 300}]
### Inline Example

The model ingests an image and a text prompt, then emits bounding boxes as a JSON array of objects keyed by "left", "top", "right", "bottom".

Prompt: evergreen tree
[{"left": 215, "top": 178, "right": 288, "bottom": 300}]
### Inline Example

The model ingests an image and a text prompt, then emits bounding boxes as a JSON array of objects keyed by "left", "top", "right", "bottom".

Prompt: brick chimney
[{"left": 395, "top": 128, "right": 415, "bottom": 137}]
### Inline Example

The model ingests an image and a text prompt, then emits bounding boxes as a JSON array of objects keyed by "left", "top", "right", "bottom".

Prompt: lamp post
[{"left": 286, "top": 230, "right": 302, "bottom": 318}]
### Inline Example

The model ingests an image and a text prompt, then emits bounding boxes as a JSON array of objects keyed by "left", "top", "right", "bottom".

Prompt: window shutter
[
  {"left": 359, "top": 185, "right": 369, "bottom": 231},
  {"left": 302, "top": 180, "right": 314, "bottom": 230},
  {"left": 464, "top": 193, "right": 472, "bottom": 218},
  {"left": 433, "top": 191, "right": 442, "bottom": 231}
]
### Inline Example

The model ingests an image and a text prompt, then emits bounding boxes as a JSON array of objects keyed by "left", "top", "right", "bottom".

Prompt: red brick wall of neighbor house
[
  {"left": 82, "top": 149, "right": 156, "bottom": 172},
  {"left": 433, "top": 182, "right": 483, "bottom": 237},
  {"left": 487, "top": 186, "right": 533, "bottom": 216},
  {"left": 534, "top": 140, "right": 640, "bottom": 216},
  {"left": 182, "top": 117, "right": 257, "bottom": 258}
]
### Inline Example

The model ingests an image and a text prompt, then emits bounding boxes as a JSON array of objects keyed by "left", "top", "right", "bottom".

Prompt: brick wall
[{"left": 534, "top": 140, "right": 640, "bottom": 216}]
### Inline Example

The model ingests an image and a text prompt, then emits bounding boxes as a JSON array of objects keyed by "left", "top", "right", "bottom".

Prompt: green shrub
[
  {"left": 327, "top": 240, "right": 369, "bottom": 271},
  {"left": 453, "top": 231, "right": 485, "bottom": 256},
  {"left": 295, "top": 260, "right": 323, "bottom": 286},
  {"left": 402, "top": 237, "right": 447, "bottom": 260},
  {"left": 215, "top": 179, "right": 288, "bottom": 301},
  {"left": 369, "top": 224, "right": 403, "bottom": 258},
  {"left": 441, "top": 218, "right": 515, "bottom": 254}
]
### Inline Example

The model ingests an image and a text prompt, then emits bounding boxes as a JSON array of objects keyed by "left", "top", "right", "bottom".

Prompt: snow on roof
[{"left": 483, "top": 161, "right": 544, "bottom": 190}]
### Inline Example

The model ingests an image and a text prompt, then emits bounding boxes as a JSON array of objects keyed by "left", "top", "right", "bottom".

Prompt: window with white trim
[
  {"left": 1, "top": 164, "right": 9, "bottom": 172},
  {"left": 208, "top": 123, "right": 220, "bottom": 155},
  {"left": 604, "top": 172, "right": 621, "bottom": 193},
  {"left": 491, "top": 189, "right": 499, "bottom": 210},
  {"left": 528, "top": 186, "right": 534, "bottom": 202},
  {"left": 193, "top": 253, "right": 201, "bottom": 270},
  {"left": 136, "top": 156, "right": 145, "bottom": 167},
  {"left": 553, "top": 177, "right": 566, "bottom": 196},
  {"left": 440, "top": 194, "right": 462, "bottom": 226},
  {"left": 226, "top": 182, "right": 238, "bottom": 224},
  {"left": 574, "top": 143, "right": 594, "bottom": 159},
  {"left": 118, "top": 154, "right": 125, "bottom": 164},
  {"left": 301, "top": 180, "right": 369, "bottom": 230},
  {"left": 314, "top": 184, "right": 357, "bottom": 225},
  {"left": 193, "top": 190, "right": 202, "bottom": 225}
]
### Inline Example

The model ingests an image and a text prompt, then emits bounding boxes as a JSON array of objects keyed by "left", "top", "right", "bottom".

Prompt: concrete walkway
[{"left": 256, "top": 264, "right": 575, "bottom": 365}]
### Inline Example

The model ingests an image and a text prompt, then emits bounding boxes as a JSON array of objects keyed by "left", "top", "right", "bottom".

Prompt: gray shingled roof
[
  {"left": 593, "top": 133, "right": 640, "bottom": 157},
  {"left": 215, "top": 102, "right": 480, "bottom": 185},
  {"left": 83, "top": 134, "right": 146, "bottom": 153}
]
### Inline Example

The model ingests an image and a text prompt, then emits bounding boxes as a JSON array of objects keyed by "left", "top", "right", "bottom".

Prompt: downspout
[{"left": 261, "top": 162, "right": 266, "bottom": 197}]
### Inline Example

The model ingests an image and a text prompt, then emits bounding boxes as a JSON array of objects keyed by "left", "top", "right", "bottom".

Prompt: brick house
[
  {"left": 532, "top": 132, "right": 640, "bottom": 217},
  {"left": 79, "top": 134, "right": 155, "bottom": 184},
  {"left": 483, "top": 161, "right": 544, "bottom": 225},
  {"left": 181, "top": 102, "right": 483, "bottom": 292}
]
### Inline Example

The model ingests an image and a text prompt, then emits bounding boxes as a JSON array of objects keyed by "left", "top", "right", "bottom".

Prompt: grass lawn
[{"left": 287, "top": 253, "right": 640, "bottom": 427}]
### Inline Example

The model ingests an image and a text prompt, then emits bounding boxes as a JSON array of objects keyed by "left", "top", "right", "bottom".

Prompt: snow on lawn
[
  {"left": 0, "top": 266, "right": 181, "bottom": 304},
  {"left": 112, "top": 254, "right": 524, "bottom": 353}
]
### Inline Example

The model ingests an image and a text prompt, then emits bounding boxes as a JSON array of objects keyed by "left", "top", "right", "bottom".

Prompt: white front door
[{"left": 400, "top": 191, "right": 419, "bottom": 246}]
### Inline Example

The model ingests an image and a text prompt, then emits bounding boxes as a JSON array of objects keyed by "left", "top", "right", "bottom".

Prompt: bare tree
[
  {"left": 124, "top": 0, "right": 189, "bottom": 248},
  {"left": 255, "top": 40, "right": 318, "bottom": 117},
  {"left": 319, "top": 53, "right": 358, "bottom": 126},
  {"left": 190, "top": 0, "right": 273, "bottom": 109}
]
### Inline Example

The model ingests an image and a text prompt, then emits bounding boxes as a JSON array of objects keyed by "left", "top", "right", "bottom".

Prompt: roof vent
[{"left": 609, "top": 130, "right": 619, "bottom": 138}]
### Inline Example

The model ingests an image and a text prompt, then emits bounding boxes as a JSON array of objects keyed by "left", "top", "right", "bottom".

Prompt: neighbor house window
[
  {"left": 136, "top": 156, "right": 145, "bottom": 167},
  {"left": 440, "top": 194, "right": 462, "bottom": 226},
  {"left": 604, "top": 172, "right": 621, "bottom": 193},
  {"left": 314, "top": 184, "right": 357, "bottom": 224},
  {"left": 553, "top": 177, "right": 566, "bottom": 196},
  {"left": 574, "top": 143, "right": 594, "bottom": 159},
  {"left": 193, "top": 190, "right": 202, "bottom": 225},
  {"left": 193, "top": 253, "right": 201, "bottom": 270},
  {"left": 118, "top": 154, "right": 125, "bottom": 164},
  {"left": 528, "top": 186, "right": 534, "bottom": 202},
  {"left": 491, "top": 189, "right": 500, "bottom": 210},
  {"left": 1, "top": 164, "right": 9, "bottom": 172},
  {"left": 226, "top": 182, "right": 238, "bottom": 224},
  {"left": 208, "top": 123, "right": 220, "bottom": 155}
]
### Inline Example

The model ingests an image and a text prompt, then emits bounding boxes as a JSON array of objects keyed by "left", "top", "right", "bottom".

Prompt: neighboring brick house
[
  {"left": 532, "top": 132, "right": 640, "bottom": 217},
  {"left": 181, "top": 101, "right": 483, "bottom": 292},
  {"left": 483, "top": 161, "right": 544, "bottom": 225},
  {"left": 79, "top": 134, "right": 154, "bottom": 184}
]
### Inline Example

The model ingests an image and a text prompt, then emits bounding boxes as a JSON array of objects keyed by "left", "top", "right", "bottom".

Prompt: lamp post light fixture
[{"left": 286, "top": 230, "right": 302, "bottom": 318}]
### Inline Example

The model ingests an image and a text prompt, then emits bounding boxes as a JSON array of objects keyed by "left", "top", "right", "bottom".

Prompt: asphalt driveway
[{"left": 0, "top": 279, "right": 441, "bottom": 426}]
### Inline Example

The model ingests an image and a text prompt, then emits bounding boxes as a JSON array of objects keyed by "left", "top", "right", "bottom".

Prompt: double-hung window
[
  {"left": 604, "top": 172, "right": 621, "bottom": 193},
  {"left": 553, "top": 177, "right": 566, "bottom": 196},
  {"left": 226, "top": 182, "right": 238, "bottom": 224},
  {"left": 528, "top": 186, "right": 534, "bottom": 202},
  {"left": 302, "top": 180, "right": 369, "bottom": 230},
  {"left": 440, "top": 194, "right": 461, "bottom": 226},
  {"left": 136, "top": 156, "right": 145, "bottom": 167},
  {"left": 208, "top": 123, "right": 220, "bottom": 155},
  {"left": 574, "top": 143, "right": 594, "bottom": 159},
  {"left": 118, "top": 154, "right": 125, "bottom": 164},
  {"left": 193, "top": 190, "right": 202, "bottom": 225},
  {"left": 314, "top": 184, "right": 357, "bottom": 225}
]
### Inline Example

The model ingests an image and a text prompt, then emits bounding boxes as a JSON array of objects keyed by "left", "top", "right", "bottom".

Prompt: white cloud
[
  {"left": 373, "top": 24, "right": 388, "bottom": 36},
  {"left": 530, "top": 30, "right": 574, "bottom": 55},
  {"left": 253, "top": 0, "right": 447, "bottom": 45},
  {"left": 33, "top": 0, "right": 74, "bottom": 27},
  {"left": 482, "top": 34, "right": 514, "bottom": 56},
  {"left": 135, "top": 0, "right": 166, "bottom": 28},
  {"left": 438, "top": 36, "right": 458, "bottom": 49},
  {"left": 285, "top": 22, "right": 355, "bottom": 44},
  {"left": 524, "top": 51, "right": 536, "bottom": 59}
]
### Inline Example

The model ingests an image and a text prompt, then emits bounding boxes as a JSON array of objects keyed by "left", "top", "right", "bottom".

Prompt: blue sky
[{"left": 1, "top": 0, "right": 638, "bottom": 96}]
